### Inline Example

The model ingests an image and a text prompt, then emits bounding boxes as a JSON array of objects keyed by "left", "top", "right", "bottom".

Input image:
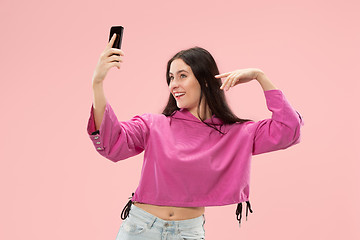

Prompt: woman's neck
[{"left": 188, "top": 100, "right": 212, "bottom": 121}]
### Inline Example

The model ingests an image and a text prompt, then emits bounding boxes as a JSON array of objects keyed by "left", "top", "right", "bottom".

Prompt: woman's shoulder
[{"left": 226, "top": 120, "right": 257, "bottom": 134}]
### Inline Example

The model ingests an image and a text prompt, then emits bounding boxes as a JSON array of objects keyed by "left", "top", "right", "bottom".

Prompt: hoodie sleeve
[
  {"left": 87, "top": 101, "right": 152, "bottom": 162},
  {"left": 250, "top": 89, "right": 304, "bottom": 155}
]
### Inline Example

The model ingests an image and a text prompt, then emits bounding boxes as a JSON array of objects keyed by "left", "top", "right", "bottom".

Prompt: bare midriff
[{"left": 133, "top": 202, "right": 205, "bottom": 221}]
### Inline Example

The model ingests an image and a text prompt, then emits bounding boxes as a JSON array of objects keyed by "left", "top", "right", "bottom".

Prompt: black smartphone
[{"left": 109, "top": 26, "right": 124, "bottom": 49}]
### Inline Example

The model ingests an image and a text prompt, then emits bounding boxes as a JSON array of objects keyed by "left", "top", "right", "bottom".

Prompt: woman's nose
[{"left": 169, "top": 79, "right": 179, "bottom": 91}]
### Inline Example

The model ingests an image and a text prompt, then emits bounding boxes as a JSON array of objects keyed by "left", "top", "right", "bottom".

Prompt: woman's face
[{"left": 168, "top": 58, "right": 203, "bottom": 115}]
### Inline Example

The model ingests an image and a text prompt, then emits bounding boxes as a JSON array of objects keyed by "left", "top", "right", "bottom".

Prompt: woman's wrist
[
  {"left": 256, "top": 71, "right": 278, "bottom": 91},
  {"left": 92, "top": 79, "right": 104, "bottom": 89}
]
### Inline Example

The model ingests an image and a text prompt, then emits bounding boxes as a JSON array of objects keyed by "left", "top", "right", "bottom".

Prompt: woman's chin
[{"left": 176, "top": 103, "right": 184, "bottom": 109}]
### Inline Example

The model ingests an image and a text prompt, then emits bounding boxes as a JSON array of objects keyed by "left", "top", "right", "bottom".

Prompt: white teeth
[{"left": 175, "top": 93, "right": 185, "bottom": 97}]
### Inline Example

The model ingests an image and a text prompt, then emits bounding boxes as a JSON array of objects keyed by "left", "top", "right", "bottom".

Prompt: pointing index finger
[{"left": 215, "top": 72, "right": 231, "bottom": 78}]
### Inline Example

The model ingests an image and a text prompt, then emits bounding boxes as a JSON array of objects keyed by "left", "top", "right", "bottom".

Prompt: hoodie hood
[{"left": 170, "top": 108, "right": 224, "bottom": 125}]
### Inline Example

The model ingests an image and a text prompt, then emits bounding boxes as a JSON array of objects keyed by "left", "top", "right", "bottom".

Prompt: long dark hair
[{"left": 162, "top": 47, "right": 252, "bottom": 134}]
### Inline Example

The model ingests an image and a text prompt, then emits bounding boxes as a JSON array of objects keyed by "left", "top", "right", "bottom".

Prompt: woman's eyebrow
[{"left": 169, "top": 70, "right": 188, "bottom": 75}]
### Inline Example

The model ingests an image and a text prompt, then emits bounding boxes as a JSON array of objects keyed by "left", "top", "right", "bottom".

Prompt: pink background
[{"left": 1, "top": 0, "right": 359, "bottom": 239}]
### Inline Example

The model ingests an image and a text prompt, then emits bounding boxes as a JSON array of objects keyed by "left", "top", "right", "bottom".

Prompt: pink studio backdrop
[{"left": 1, "top": 0, "right": 359, "bottom": 239}]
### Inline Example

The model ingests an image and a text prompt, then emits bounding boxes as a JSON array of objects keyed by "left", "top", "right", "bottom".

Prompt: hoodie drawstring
[
  {"left": 121, "top": 193, "right": 253, "bottom": 226},
  {"left": 121, "top": 192, "right": 134, "bottom": 220},
  {"left": 236, "top": 201, "right": 253, "bottom": 228}
]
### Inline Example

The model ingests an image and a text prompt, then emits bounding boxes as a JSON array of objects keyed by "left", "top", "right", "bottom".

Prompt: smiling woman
[
  {"left": 168, "top": 59, "right": 210, "bottom": 121},
  {"left": 87, "top": 41, "right": 304, "bottom": 240},
  {"left": 162, "top": 47, "right": 254, "bottom": 134}
]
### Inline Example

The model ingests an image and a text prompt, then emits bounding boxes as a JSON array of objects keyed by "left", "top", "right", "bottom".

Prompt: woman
[{"left": 87, "top": 33, "right": 304, "bottom": 239}]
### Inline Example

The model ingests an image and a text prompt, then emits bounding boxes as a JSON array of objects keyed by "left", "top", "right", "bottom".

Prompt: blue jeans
[{"left": 115, "top": 204, "right": 206, "bottom": 240}]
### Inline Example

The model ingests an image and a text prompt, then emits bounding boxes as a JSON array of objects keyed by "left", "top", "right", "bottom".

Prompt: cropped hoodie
[{"left": 87, "top": 89, "right": 304, "bottom": 227}]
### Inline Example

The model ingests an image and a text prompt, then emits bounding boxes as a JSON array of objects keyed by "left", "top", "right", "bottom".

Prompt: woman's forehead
[{"left": 169, "top": 59, "right": 191, "bottom": 73}]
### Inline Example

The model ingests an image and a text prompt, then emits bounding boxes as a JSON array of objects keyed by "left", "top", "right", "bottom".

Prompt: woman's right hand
[{"left": 92, "top": 33, "right": 125, "bottom": 85}]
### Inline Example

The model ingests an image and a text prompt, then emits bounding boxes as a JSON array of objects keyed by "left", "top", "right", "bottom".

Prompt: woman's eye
[{"left": 169, "top": 75, "right": 186, "bottom": 81}]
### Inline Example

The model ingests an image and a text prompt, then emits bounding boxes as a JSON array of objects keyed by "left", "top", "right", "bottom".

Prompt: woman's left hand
[{"left": 216, "top": 68, "right": 263, "bottom": 91}]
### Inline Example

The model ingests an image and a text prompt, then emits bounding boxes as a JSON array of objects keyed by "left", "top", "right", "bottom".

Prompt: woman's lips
[{"left": 175, "top": 93, "right": 185, "bottom": 99}]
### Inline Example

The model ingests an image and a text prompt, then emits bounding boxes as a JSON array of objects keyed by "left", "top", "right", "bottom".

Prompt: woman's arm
[
  {"left": 91, "top": 33, "right": 124, "bottom": 131},
  {"left": 216, "top": 68, "right": 303, "bottom": 155},
  {"left": 92, "top": 82, "right": 107, "bottom": 131},
  {"left": 87, "top": 101, "right": 152, "bottom": 162},
  {"left": 250, "top": 89, "right": 303, "bottom": 155},
  {"left": 217, "top": 68, "right": 277, "bottom": 92}
]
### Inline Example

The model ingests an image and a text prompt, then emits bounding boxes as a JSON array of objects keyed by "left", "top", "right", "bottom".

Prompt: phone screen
[{"left": 109, "top": 26, "right": 124, "bottom": 49}]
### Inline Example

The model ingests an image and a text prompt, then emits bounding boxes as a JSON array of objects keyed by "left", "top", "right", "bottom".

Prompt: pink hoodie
[{"left": 87, "top": 89, "right": 303, "bottom": 222}]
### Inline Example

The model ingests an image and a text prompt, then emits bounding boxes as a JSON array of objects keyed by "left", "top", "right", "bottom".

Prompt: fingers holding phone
[
  {"left": 93, "top": 33, "right": 125, "bottom": 85},
  {"left": 105, "top": 33, "right": 125, "bottom": 63}
]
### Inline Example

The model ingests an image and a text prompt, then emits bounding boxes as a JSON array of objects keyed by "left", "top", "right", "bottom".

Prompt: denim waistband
[{"left": 128, "top": 204, "right": 205, "bottom": 231}]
